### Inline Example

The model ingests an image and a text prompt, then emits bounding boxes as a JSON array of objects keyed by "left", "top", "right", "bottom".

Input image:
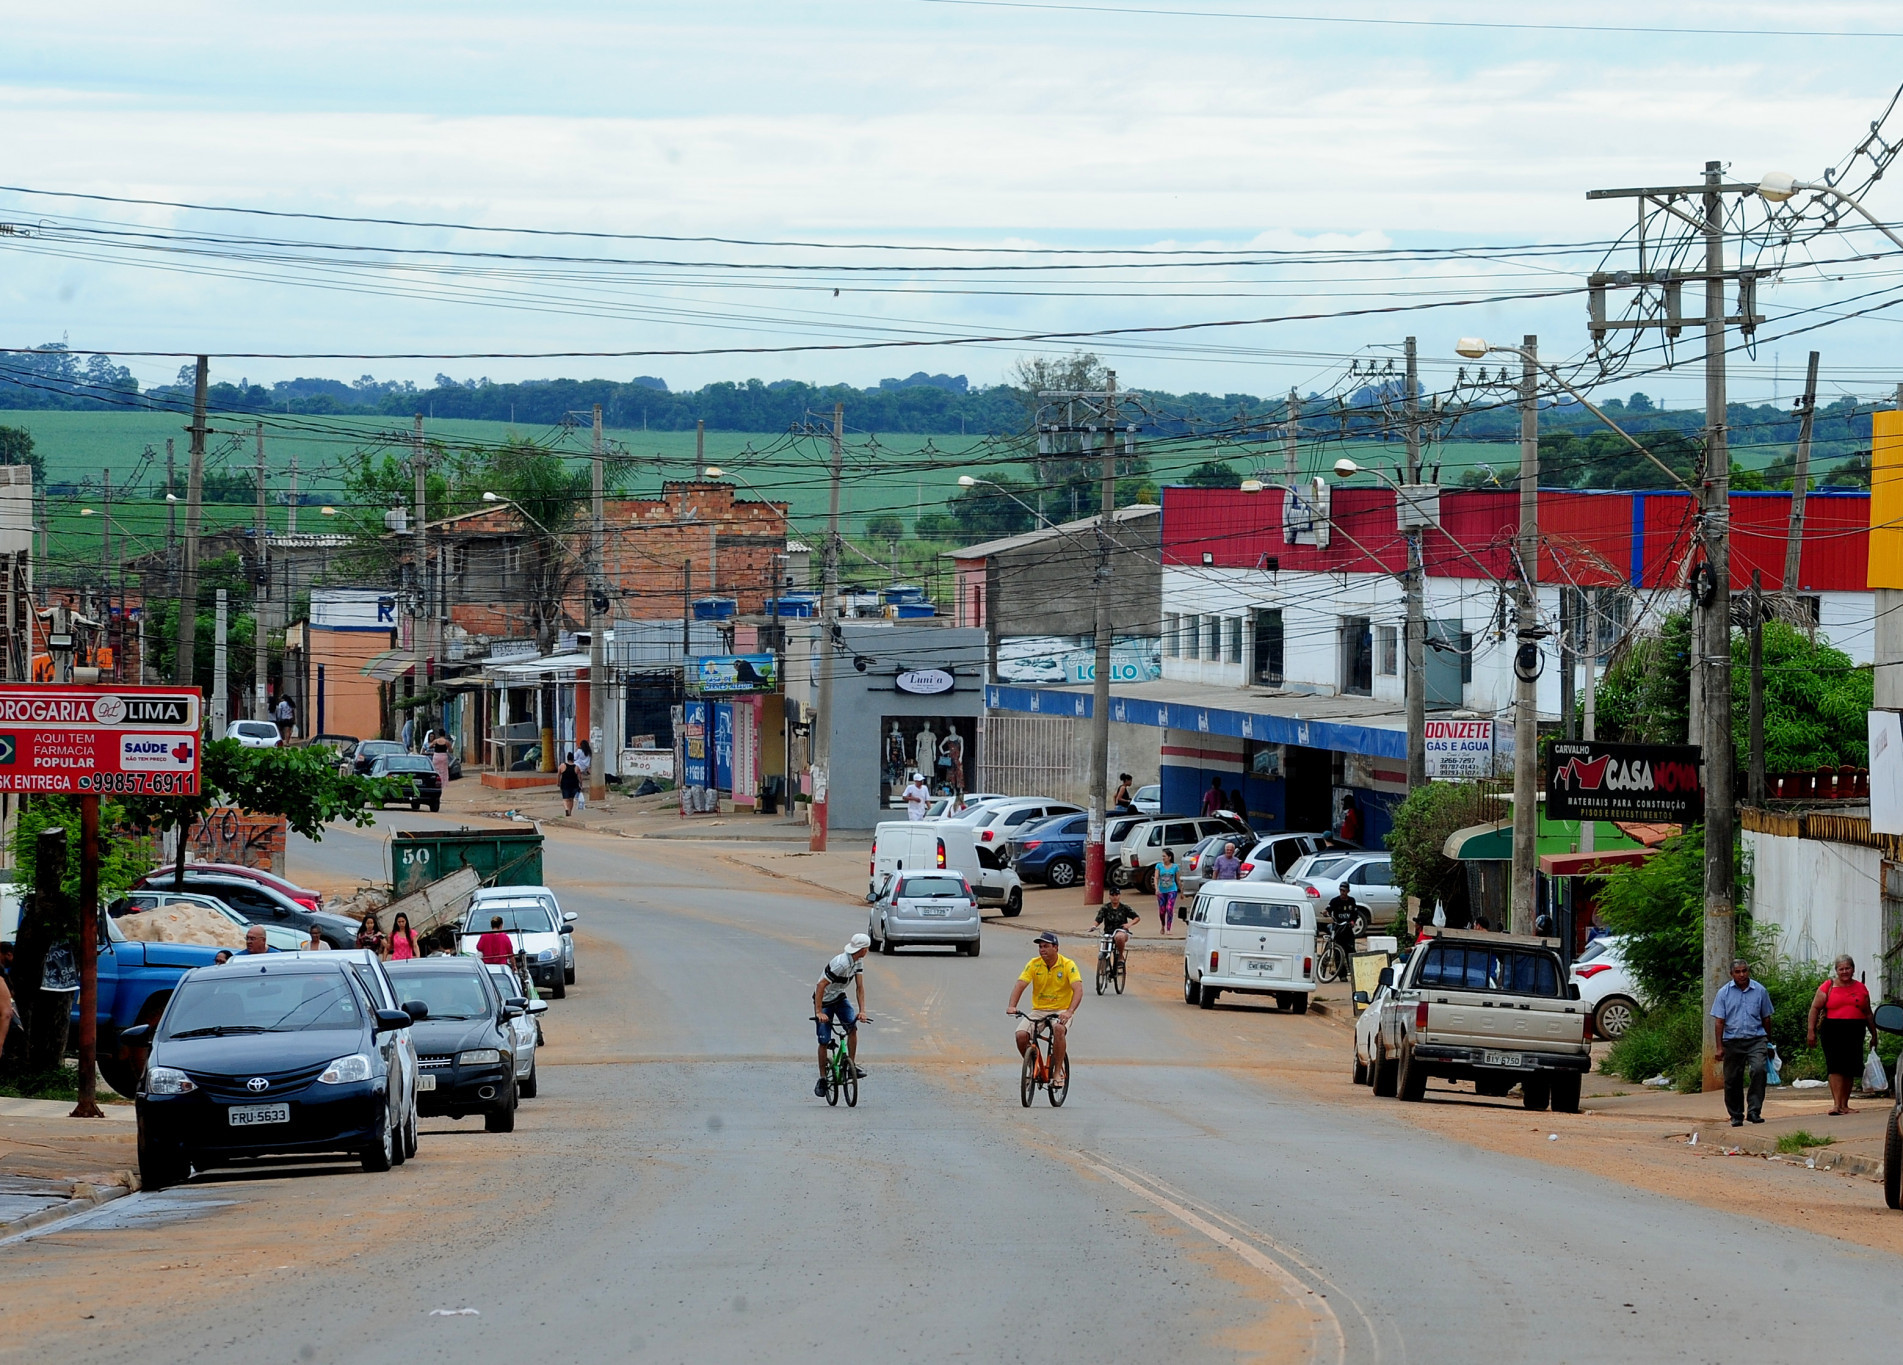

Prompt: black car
[
  {"left": 383, "top": 958, "right": 521, "bottom": 1132},
  {"left": 168, "top": 872, "right": 360, "bottom": 949},
  {"left": 131, "top": 957, "right": 415, "bottom": 1189},
  {"left": 351, "top": 739, "right": 405, "bottom": 777},
  {"left": 368, "top": 754, "right": 443, "bottom": 812}
]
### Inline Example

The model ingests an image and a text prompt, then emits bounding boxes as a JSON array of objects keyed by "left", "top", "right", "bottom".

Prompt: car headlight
[
  {"left": 317, "top": 1053, "right": 374, "bottom": 1084},
  {"left": 146, "top": 1066, "right": 196, "bottom": 1095},
  {"left": 456, "top": 1049, "right": 501, "bottom": 1065},
  {"left": 535, "top": 949, "right": 556, "bottom": 963}
]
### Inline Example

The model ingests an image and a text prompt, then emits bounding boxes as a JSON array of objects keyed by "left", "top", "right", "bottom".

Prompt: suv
[
  {"left": 1123, "top": 815, "right": 1252, "bottom": 893},
  {"left": 1103, "top": 812, "right": 1150, "bottom": 889},
  {"left": 471, "top": 886, "right": 577, "bottom": 985}
]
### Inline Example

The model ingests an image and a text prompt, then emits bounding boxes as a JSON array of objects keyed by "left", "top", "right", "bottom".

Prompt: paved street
[{"left": 1, "top": 814, "right": 1898, "bottom": 1364}]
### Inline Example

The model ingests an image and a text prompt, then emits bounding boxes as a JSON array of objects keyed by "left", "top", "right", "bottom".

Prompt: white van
[
  {"left": 870, "top": 820, "right": 1023, "bottom": 916},
  {"left": 1182, "top": 883, "right": 1316, "bottom": 1013}
]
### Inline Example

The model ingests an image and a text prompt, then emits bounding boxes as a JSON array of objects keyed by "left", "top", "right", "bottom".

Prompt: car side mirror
[
  {"left": 559, "top": 924, "right": 574, "bottom": 935},
  {"left": 1377, "top": 967, "right": 1393, "bottom": 988},
  {"left": 527, "top": 999, "right": 549, "bottom": 1015},
  {"left": 562, "top": 911, "right": 577, "bottom": 923},
  {"left": 505, "top": 996, "right": 528, "bottom": 1010},
  {"left": 1875, "top": 1003, "right": 1903, "bottom": 1034},
  {"left": 1352, "top": 991, "right": 1370, "bottom": 1005},
  {"left": 502, "top": 1005, "right": 523, "bottom": 1021},
  {"left": 373, "top": 1008, "right": 413, "bottom": 1034},
  {"left": 402, "top": 1000, "right": 430, "bottom": 1021},
  {"left": 120, "top": 1024, "right": 151, "bottom": 1044},
  {"left": 273, "top": 907, "right": 287, "bottom": 918}
]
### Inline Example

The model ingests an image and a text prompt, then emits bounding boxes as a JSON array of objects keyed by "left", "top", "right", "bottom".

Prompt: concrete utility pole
[
  {"left": 164, "top": 438, "right": 176, "bottom": 557},
  {"left": 810, "top": 403, "right": 843, "bottom": 853},
  {"left": 212, "top": 587, "right": 228, "bottom": 740},
  {"left": 1084, "top": 372, "right": 1119, "bottom": 905},
  {"left": 696, "top": 419, "right": 705, "bottom": 485},
  {"left": 287, "top": 452, "right": 299, "bottom": 535},
  {"left": 1402, "top": 338, "right": 1427, "bottom": 791},
  {"left": 100, "top": 467, "right": 111, "bottom": 575},
  {"left": 588, "top": 404, "right": 607, "bottom": 806},
  {"left": 1783, "top": 350, "right": 1820, "bottom": 594},
  {"left": 1748, "top": 569, "right": 1766, "bottom": 806},
  {"left": 254, "top": 422, "right": 269, "bottom": 719},
  {"left": 412, "top": 415, "right": 428, "bottom": 677},
  {"left": 1283, "top": 388, "right": 1301, "bottom": 481},
  {"left": 173, "top": 358, "right": 207, "bottom": 688},
  {"left": 1511, "top": 335, "right": 1540, "bottom": 937}
]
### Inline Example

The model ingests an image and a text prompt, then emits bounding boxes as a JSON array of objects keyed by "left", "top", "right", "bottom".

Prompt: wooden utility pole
[
  {"left": 173, "top": 358, "right": 207, "bottom": 687},
  {"left": 70, "top": 796, "right": 102, "bottom": 1118},
  {"left": 1402, "top": 338, "right": 1427, "bottom": 790},
  {"left": 588, "top": 404, "right": 607, "bottom": 805},
  {"left": 810, "top": 404, "right": 843, "bottom": 852},
  {"left": 254, "top": 422, "right": 269, "bottom": 719},
  {"left": 1783, "top": 350, "right": 1820, "bottom": 594}
]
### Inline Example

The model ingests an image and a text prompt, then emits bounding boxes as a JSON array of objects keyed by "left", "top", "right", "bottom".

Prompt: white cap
[{"left": 846, "top": 933, "right": 872, "bottom": 953}]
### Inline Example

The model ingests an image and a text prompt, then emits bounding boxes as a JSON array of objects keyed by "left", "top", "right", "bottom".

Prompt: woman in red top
[
  {"left": 1806, "top": 954, "right": 1879, "bottom": 1115},
  {"left": 387, "top": 911, "right": 420, "bottom": 962}
]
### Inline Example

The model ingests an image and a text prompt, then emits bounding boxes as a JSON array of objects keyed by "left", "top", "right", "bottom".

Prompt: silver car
[
  {"left": 868, "top": 870, "right": 981, "bottom": 956},
  {"left": 484, "top": 963, "right": 549, "bottom": 1098},
  {"left": 1286, "top": 852, "right": 1400, "bottom": 936}
]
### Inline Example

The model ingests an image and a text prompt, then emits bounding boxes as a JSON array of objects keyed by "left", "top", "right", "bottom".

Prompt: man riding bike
[
  {"left": 1326, "top": 882, "right": 1361, "bottom": 951},
  {"left": 1007, "top": 931, "right": 1083, "bottom": 1076},
  {"left": 813, "top": 933, "right": 872, "bottom": 1098},
  {"left": 1093, "top": 887, "right": 1140, "bottom": 965}
]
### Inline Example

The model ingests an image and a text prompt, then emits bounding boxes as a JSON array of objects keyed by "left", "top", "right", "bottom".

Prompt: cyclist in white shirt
[{"left": 813, "top": 934, "right": 872, "bottom": 1097}]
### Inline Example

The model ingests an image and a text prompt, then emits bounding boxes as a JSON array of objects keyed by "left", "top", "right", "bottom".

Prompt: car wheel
[
  {"left": 1139, "top": 867, "right": 1156, "bottom": 895},
  {"left": 136, "top": 1125, "right": 188, "bottom": 1192},
  {"left": 1291, "top": 993, "right": 1310, "bottom": 1015},
  {"left": 410, "top": 802, "right": 420, "bottom": 811},
  {"left": 1372, "top": 1043, "right": 1399, "bottom": 1098},
  {"left": 564, "top": 966, "right": 576, "bottom": 985},
  {"left": 429, "top": 800, "right": 440, "bottom": 812},
  {"left": 1046, "top": 859, "right": 1080, "bottom": 889},
  {"left": 361, "top": 1106, "right": 395, "bottom": 1172},
  {"left": 520, "top": 1061, "right": 539, "bottom": 1100},
  {"left": 551, "top": 976, "right": 566, "bottom": 1000},
  {"left": 1198, "top": 985, "right": 1219, "bottom": 1010},
  {"left": 1397, "top": 1046, "right": 1429, "bottom": 1102},
  {"left": 402, "top": 1104, "right": 419, "bottom": 1160},
  {"left": 1351, "top": 909, "right": 1371, "bottom": 938},
  {"left": 1183, "top": 971, "right": 1201, "bottom": 1007},
  {"left": 881, "top": 931, "right": 897, "bottom": 955},
  {"left": 484, "top": 1080, "right": 518, "bottom": 1133},
  {"left": 1108, "top": 865, "right": 1129, "bottom": 890},
  {"left": 1003, "top": 888, "right": 1022, "bottom": 917},
  {"left": 966, "top": 937, "right": 980, "bottom": 958},
  {"left": 1591, "top": 996, "right": 1639, "bottom": 1040},
  {"left": 1549, "top": 1072, "right": 1582, "bottom": 1114},
  {"left": 1353, "top": 1054, "right": 1369, "bottom": 1085},
  {"left": 1521, "top": 1076, "right": 1552, "bottom": 1112},
  {"left": 1885, "top": 1109, "right": 1902, "bottom": 1210}
]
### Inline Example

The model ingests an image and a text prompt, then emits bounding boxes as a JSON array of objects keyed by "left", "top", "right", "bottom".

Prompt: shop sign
[
  {"left": 895, "top": 668, "right": 955, "bottom": 695},
  {"left": 0, "top": 684, "right": 202, "bottom": 795},
  {"left": 1424, "top": 718, "right": 1494, "bottom": 779},
  {"left": 1547, "top": 740, "right": 1703, "bottom": 823},
  {"left": 691, "top": 654, "right": 778, "bottom": 695}
]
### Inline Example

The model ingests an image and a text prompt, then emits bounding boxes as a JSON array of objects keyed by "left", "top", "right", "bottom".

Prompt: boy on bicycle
[
  {"left": 1007, "top": 931, "right": 1082, "bottom": 1076},
  {"left": 1093, "top": 887, "right": 1140, "bottom": 965},
  {"left": 813, "top": 933, "right": 871, "bottom": 1098},
  {"left": 1327, "top": 883, "right": 1361, "bottom": 951}
]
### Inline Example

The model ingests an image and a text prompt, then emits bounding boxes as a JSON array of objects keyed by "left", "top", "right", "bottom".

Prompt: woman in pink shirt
[{"left": 387, "top": 911, "right": 421, "bottom": 962}]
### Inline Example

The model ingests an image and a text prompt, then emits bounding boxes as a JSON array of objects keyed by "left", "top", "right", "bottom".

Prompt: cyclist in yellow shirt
[{"left": 1007, "top": 931, "right": 1083, "bottom": 1076}]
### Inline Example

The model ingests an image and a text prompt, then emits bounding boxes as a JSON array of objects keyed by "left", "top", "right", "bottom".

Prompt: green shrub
[
  {"left": 1604, "top": 992, "right": 1704, "bottom": 1084},
  {"left": 1775, "top": 1130, "right": 1834, "bottom": 1153}
]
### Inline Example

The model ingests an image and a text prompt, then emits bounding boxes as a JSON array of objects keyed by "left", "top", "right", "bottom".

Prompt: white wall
[{"left": 1744, "top": 830, "right": 1883, "bottom": 978}]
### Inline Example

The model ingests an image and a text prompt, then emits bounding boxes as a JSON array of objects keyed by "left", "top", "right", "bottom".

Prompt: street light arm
[
  {"left": 1478, "top": 345, "right": 1695, "bottom": 496},
  {"left": 958, "top": 475, "right": 1058, "bottom": 533},
  {"left": 1787, "top": 181, "right": 1903, "bottom": 254}
]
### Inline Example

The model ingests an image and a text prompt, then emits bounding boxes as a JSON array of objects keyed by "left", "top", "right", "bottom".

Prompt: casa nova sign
[{"left": 894, "top": 669, "right": 955, "bottom": 696}]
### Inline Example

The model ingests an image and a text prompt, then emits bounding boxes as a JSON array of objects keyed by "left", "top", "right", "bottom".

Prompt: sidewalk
[
  {"left": 1581, "top": 1082, "right": 1895, "bottom": 1176},
  {"left": 0, "top": 1100, "right": 138, "bottom": 1240}
]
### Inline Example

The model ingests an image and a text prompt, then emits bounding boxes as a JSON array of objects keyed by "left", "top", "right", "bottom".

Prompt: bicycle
[
  {"left": 1094, "top": 933, "right": 1128, "bottom": 996},
  {"left": 1012, "top": 1011, "right": 1070, "bottom": 1107},
  {"left": 811, "top": 1014, "right": 866, "bottom": 1107},
  {"left": 1315, "top": 935, "right": 1350, "bottom": 985}
]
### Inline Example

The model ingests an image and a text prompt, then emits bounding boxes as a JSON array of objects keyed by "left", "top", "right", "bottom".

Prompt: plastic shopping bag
[
  {"left": 1862, "top": 1049, "right": 1890, "bottom": 1094},
  {"left": 1766, "top": 1045, "right": 1781, "bottom": 1087}
]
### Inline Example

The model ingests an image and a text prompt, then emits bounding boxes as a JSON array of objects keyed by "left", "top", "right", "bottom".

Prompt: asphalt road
[{"left": 2, "top": 812, "right": 1897, "bottom": 1364}]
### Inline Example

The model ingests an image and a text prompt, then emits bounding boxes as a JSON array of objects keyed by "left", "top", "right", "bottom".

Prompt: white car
[
  {"left": 1285, "top": 851, "right": 1399, "bottom": 935},
  {"left": 966, "top": 798, "right": 1084, "bottom": 851},
  {"left": 1131, "top": 784, "right": 1160, "bottom": 816},
  {"left": 1123, "top": 814, "right": 1253, "bottom": 893},
  {"left": 1571, "top": 935, "right": 1648, "bottom": 1039},
  {"left": 925, "top": 792, "right": 1007, "bottom": 820},
  {"left": 462, "top": 897, "right": 573, "bottom": 998},
  {"left": 471, "top": 885, "right": 577, "bottom": 986},
  {"left": 1354, "top": 973, "right": 1402, "bottom": 1085},
  {"left": 868, "top": 870, "right": 981, "bottom": 956},
  {"left": 1103, "top": 813, "right": 1150, "bottom": 889},
  {"left": 228, "top": 719, "right": 282, "bottom": 749},
  {"left": 484, "top": 962, "right": 549, "bottom": 1098}
]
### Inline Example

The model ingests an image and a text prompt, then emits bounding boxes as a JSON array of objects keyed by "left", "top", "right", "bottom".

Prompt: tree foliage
[
  {"left": 1592, "top": 828, "right": 1711, "bottom": 1006},
  {"left": 8, "top": 797, "right": 150, "bottom": 905},
  {"left": 1383, "top": 780, "right": 1485, "bottom": 917}
]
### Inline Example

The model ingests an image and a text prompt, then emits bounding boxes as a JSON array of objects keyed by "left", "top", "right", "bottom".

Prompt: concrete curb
[
  {"left": 0, "top": 1172, "right": 138, "bottom": 1246},
  {"left": 1686, "top": 1129, "right": 1884, "bottom": 1178}
]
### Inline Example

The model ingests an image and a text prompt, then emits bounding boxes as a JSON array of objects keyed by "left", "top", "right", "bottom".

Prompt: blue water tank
[
  {"left": 881, "top": 584, "right": 926, "bottom": 604},
  {"left": 768, "top": 594, "right": 817, "bottom": 618},
  {"left": 893, "top": 601, "right": 936, "bottom": 619},
  {"left": 692, "top": 596, "right": 738, "bottom": 620}
]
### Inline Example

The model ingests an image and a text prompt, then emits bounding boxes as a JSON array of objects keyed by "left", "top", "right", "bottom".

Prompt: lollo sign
[{"left": 1547, "top": 741, "right": 1703, "bottom": 823}]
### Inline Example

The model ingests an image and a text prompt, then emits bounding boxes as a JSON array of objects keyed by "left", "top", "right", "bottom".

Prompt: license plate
[
  {"left": 416, "top": 1074, "right": 437, "bottom": 1091},
  {"left": 918, "top": 906, "right": 948, "bottom": 917},
  {"left": 1243, "top": 957, "right": 1284, "bottom": 974},
  {"left": 1482, "top": 1051, "right": 1524, "bottom": 1068},
  {"left": 227, "top": 1103, "right": 290, "bottom": 1126}
]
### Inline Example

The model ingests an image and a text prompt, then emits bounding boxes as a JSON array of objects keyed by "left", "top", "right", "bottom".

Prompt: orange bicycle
[{"left": 1012, "top": 1011, "right": 1070, "bottom": 1107}]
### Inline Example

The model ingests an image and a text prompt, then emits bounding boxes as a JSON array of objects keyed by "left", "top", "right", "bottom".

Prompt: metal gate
[{"left": 976, "top": 714, "right": 1086, "bottom": 804}]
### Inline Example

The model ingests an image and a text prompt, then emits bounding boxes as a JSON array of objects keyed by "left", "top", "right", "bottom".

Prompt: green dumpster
[{"left": 391, "top": 825, "right": 545, "bottom": 898}]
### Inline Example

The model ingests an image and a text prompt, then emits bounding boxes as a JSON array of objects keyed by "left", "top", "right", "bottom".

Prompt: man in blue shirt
[{"left": 1711, "top": 958, "right": 1775, "bottom": 1126}]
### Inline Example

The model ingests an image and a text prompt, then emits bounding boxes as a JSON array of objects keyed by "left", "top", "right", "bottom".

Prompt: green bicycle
[{"left": 814, "top": 1014, "right": 861, "bottom": 1107}]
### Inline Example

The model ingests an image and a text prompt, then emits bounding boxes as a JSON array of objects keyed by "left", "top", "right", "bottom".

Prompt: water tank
[{"left": 692, "top": 596, "right": 738, "bottom": 621}]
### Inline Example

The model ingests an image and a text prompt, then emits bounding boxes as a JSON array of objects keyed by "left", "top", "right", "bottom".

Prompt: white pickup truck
[{"left": 1369, "top": 929, "right": 1593, "bottom": 1112}]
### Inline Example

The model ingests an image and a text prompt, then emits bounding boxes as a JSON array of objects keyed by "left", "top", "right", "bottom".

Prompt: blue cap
[{"left": 1034, "top": 931, "right": 1059, "bottom": 946}]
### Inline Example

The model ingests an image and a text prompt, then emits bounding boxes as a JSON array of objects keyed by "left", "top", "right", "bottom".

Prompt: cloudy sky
[{"left": 4, "top": 1, "right": 1903, "bottom": 406}]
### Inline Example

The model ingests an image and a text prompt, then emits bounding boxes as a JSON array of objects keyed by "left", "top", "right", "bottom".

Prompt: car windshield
[
  {"left": 898, "top": 876, "right": 967, "bottom": 898},
  {"left": 231, "top": 722, "right": 277, "bottom": 738},
  {"left": 385, "top": 968, "right": 492, "bottom": 1019},
  {"left": 360, "top": 741, "right": 402, "bottom": 758},
  {"left": 466, "top": 905, "right": 555, "bottom": 934},
  {"left": 1416, "top": 943, "right": 1562, "bottom": 997},
  {"left": 380, "top": 756, "right": 436, "bottom": 773},
  {"left": 952, "top": 804, "right": 1000, "bottom": 824},
  {"left": 485, "top": 967, "right": 525, "bottom": 999},
  {"left": 1224, "top": 900, "right": 1303, "bottom": 929},
  {"left": 163, "top": 971, "right": 363, "bottom": 1037},
  {"left": 1296, "top": 854, "right": 1351, "bottom": 882},
  {"left": 1575, "top": 938, "right": 1617, "bottom": 964}
]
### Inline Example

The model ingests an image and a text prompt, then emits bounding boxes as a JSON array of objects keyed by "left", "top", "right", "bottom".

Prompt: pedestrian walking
[
  {"left": 1210, "top": 841, "right": 1241, "bottom": 881},
  {"left": 274, "top": 692, "right": 295, "bottom": 738},
  {"left": 901, "top": 771, "right": 931, "bottom": 820},
  {"left": 1112, "top": 773, "right": 1134, "bottom": 812},
  {"left": 400, "top": 714, "right": 414, "bottom": 752},
  {"left": 430, "top": 732, "right": 452, "bottom": 792},
  {"left": 355, "top": 912, "right": 387, "bottom": 957},
  {"left": 1154, "top": 848, "right": 1180, "bottom": 933},
  {"left": 1712, "top": 958, "right": 1775, "bottom": 1126},
  {"left": 1807, "top": 954, "right": 1879, "bottom": 1115},
  {"left": 388, "top": 912, "right": 420, "bottom": 962},
  {"left": 575, "top": 741, "right": 592, "bottom": 810},
  {"left": 558, "top": 751, "right": 582, "bottom": 816},
  {"left": 1200, "top": 776, "right": 1224, "bottom": 817}
]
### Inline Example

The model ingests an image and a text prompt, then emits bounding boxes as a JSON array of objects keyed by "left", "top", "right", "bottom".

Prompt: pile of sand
[{"left": 116, "top": 905, "right": 245, "bottom": 948}]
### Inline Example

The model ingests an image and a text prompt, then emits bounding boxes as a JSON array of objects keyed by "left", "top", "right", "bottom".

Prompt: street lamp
[
  {"left": 1756, "top": 172, "right": 1903, "bottom": 252},
  {"left": 957, "top": 473, "right": 1054, "bottom": 529}
]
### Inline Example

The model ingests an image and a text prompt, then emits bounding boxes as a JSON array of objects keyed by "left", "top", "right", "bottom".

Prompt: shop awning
[
  {"left": 1444, "top": 820, "right": 1512, "bottom": 860},
  {"left": 1443, "top": 815, "right": 1648, "bottom": 862},
  {"left": 360, "top": 649, "right": 417, "bottom": 682},
  {"left": 1539, "top": 848, "right": 1656, "bottom": 877}
]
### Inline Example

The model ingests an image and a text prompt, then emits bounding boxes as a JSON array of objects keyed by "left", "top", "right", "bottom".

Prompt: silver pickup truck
[{"left": 1369, "top": 929, "right": 1593, "bottom": 1112}]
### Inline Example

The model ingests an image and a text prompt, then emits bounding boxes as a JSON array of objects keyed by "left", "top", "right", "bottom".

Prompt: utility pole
[
  {"left": 1283, "top": 388, "right": 1301, "bottom": 481},
  {"left": 412, "top": 414, "right": 429, "bottom": 679},
  {"left": 173, "top": 358, "right": 207, "bottom": 688},
  {"left": 212, "top": 587, "right": 228, "bottom": 740},
  {"left": 253, "top": 422, "right": 269, "bottom": 719},
  {"left": 100, "top": 467, "right": 111, "bottom": 576},
  {"left": 810, "top": 404, "right": 843, "bottom": 853},
  {"left": 1402, "top": 338, "right": 1427, "bottom": 791},
  {"left": 1511, "top": 335, "right": 1540, "bottom": 937},
  {"left": 696, "top": 419, "right": 705, "bottom": 480},
  {"left": 588, "top": 404, "right": 607, "bottom": 806},
  {"left": 71, "top": 794, "right": 102, "bottom": 1119},
  {"left": 1580, "top": 592, "right": 1596, "bottom": 854},
  {"left": 1782, "top": 350, "right": 1820, "bottom": 593},
  {"left": 164, "top": 438, "right": 176, "bottom": 555},
  {"left": 1748, "top": 569, "right": 1765, "bottom": 806},
  {"left": 1084, "top": 372, "right": 1118, "bottom": 905},
  {"left": 287, "top": 452, "right": 299, "bottom": 534}
]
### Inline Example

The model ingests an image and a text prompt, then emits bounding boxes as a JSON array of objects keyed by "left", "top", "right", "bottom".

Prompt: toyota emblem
[{"left": 246, "top": 1077, "right": 270, "bottom": 1092}]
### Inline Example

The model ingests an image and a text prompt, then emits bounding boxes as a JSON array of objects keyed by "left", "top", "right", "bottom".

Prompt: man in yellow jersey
[{"left": 1007, "top": 931, "right": 1082, "bottom": 1076}]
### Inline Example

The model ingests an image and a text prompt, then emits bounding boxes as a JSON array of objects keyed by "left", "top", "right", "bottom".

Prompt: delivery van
[{"left": 870, "top": 820, "right": 1023, "bottom": 916}]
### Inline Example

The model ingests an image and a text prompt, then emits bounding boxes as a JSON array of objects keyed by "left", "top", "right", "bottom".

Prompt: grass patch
[
  {"left": 1775, "top": 1130, "right": 1836, "bottom": 1154},
  {"left": 0, "top": 1070, "right": 82, "bottom": 1103}
]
